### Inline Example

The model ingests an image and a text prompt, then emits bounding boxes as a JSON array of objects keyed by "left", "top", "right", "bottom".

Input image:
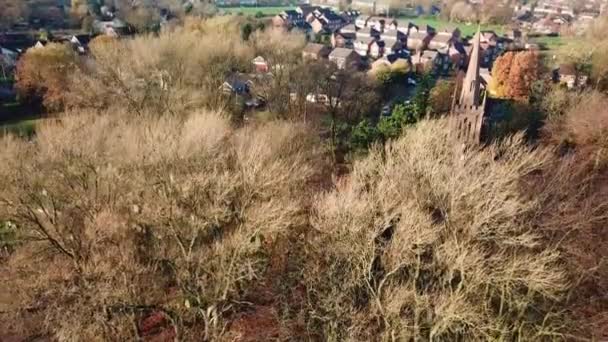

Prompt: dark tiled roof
[
  {"left": 303, "top": 43, "right": 329, "bottom": 54},
  {"left": 330, "top": 47, "right": 357, "bottom": 58}
]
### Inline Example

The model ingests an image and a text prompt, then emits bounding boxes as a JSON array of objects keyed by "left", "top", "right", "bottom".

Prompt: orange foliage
[
  {"left": 490, "top": 51, "right": 540, "bottom": 101},
  {"left": 15, "top": 43, "right": 77, "bottom": 111}
]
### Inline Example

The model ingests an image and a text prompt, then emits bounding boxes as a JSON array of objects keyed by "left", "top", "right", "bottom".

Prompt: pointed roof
[{"left": 460, "top": 28, "right": 482, "bottom": 107}]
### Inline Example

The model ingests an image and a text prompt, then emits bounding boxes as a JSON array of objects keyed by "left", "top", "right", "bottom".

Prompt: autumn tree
[
  {"left": 490, "top": 51, "right": 540, "bottom": 101},
  {"left": 15, "top": 43, "right": 78, "bottom": 111}
]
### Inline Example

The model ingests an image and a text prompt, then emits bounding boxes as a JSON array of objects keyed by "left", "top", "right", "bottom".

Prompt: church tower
[{"left": 450, "top": 27, "right": 487, "bottom": 144}]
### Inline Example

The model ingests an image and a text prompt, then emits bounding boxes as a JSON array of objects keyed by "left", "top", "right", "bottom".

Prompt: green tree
[
  {"left": 241, "top": 22, "right": 253, "bottom": 41},
  {"left": 378, "top": 102, "right": 418, "bottom": 139},
  {"left": 350, "top": 119, "right": 380, "bottom": 151},
  {"left": 412, "top": 73, "right": 433, "bottom": 117}
]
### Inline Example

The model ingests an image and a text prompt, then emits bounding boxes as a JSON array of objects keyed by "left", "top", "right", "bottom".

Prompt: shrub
[
  {"left": 0, "top": 110, "right": 322, "bottom": 340},
  {"left": 303, "top": 119, "right": 570, "bottom": 340},
  {"left": 69, "top": 24, "right": 256, "bottom": 115}
]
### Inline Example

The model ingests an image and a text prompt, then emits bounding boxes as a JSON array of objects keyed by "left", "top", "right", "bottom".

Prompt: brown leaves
[
  {"left": 490, "top": 51, "right": 540, "bottom": 101},
  {"left": 15, "top": 43, "right": 78, "bottom": 111}
]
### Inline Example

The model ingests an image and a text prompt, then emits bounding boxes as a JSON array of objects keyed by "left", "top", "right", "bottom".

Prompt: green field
[
  {"left": 0, "top": 119, "right": 39, "bottom": 137},
  {"left": 403, "top": 16, "right": 505, "bottom": 36},
  {"left": 528, "top": 35, "right": 575, "bottom": 51},
  {"left": 218, "top": 6, "right": 294, "bottom": 16}
]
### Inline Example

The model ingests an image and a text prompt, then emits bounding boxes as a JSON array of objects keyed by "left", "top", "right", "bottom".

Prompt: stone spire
[{"left": 459, "top": 27, "right": 482, "bottom": 107}]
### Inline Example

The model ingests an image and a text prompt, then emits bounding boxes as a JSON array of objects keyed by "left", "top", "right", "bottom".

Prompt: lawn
[
  {"left": 528, "top": 35, "right": 577, "bottom": 51},
  {"left": 218, "top": 6, "right": 294, "bottom": 16},
  {"left": 399, "top": 16, "right": 505, "bottom": 36},
  {"left": 0, "top": 119, "right": 39, "bottom": 137}
]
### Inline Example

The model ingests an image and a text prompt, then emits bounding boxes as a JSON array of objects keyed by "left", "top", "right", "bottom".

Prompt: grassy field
[
  {"left": 218, "top": 6, "right": 294, "bottom": 16},
  {"left": 0, "top": 118, "right": 39, "bottom": 137}
]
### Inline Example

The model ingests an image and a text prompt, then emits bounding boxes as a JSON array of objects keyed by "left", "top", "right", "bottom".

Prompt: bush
[
  {"left": 303, "top": 119, "right": 570, "bottom": 340},
  {"left": 69, "top": 23, "right": 256, "bottom": 115},
  {"left": 0, "top": 110, "right": 323, "bottom": 340}
]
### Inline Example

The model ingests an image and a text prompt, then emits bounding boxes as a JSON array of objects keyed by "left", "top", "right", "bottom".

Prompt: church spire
[{"left": 459, "top": 27, "right": 482, "bottom": 107}]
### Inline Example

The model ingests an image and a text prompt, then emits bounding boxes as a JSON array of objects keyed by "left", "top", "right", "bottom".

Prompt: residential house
[
  {"left": 0, "top": 46, "right": 18, "bottom": 77},
  {"left": 310, "top": 17, "right": 330, "bottom": 34},
  {"left": 479, "top": 31, "right": 501, "bottom": 66},
  {"left": 388, "top": 19, "right": 407, "bottom": 31},
  {"left": 579, "top": 11, "right": 599, "bottom": 20},
  {"left": 370, "top": 40, "right": 385, "bottom": 58},
  {"left": 504, "top": 28, "right": 522, "bottom": 41},
  {"left": 366, "top": 16, "right": 387, "bottom": 32},
  {"left": 272, "top": 10, "right": 304, "bottom": 28},
  {"left": 532, "top": 17, "right": 560, "bottom": 35},
  {"left": 297, "top": 5, "right": 322, "bottom": 18},
  {"left": 93, "top": 18, "right": 129, "bottom": 36},
  {"left": 407, "top": 31, "right": 432, "bottom": 51},
  {"left": 392, "top": 21, "right": 419, "bottom": 35},
  {"left": 332, "top": 31, "right": 356, "bottom": 48},
  {"left": 307, "top": 7, "right": 345, "bottom": 32},
  {"left": 252, "top": 56, "right": 269, "bottom": 73},
  {"left": 383, "top": 39, "right": 404, "bottom": 56},
  {"left": 411, "top": 49, "right": 450, "bottom": 73},
  {"left": 292, "top": 21, "right": 314, "bottom": 39},
  {"left": 356, "top": 26, "right": 380, "bottom": 38},
  {"left": 435, "top": 47, "right": 452, "bottom": 73},
  {"left": 436, "top": 26, "right": 461, "bottom": 40},
  {"left": 381, "top": 29, "right": 405, "bottom": 43},
  {"left": 355, "top": 15, "right": 370, "bottom": 28},
  {"left": 341, "top": 10, "right": 361, "bottom": 23},
  {"left": 533, "top": 1, "right": 574, "bottom": 19},
  {"left": 222, "top": 73, "right": 253, "bottom": 95},
  {"left": 411, "top": 50, "right": 440, "bottom": 73},
  {"left": 69, "top": 35, "right": 86, "bottom": 54},
  {"left": 410, "top": 23, "right": 435, "bottom": 35},
  {"left": 33, "top": 41, "right": 47, "bottom": 49},
  {"left": 554, "top": 63, "right": 588, "bottom": 89},
  {"left": 428, "top": 33, "right": 454, "bottom": 50},
  {"left": 340, "top": 23, "right": 357, "bottom": 34},
  {"left": 329, "top": 47, "right": 362, "bottom": 69},
  {"left": 448, "top": 43, "right": 467, "bottom": 68},
  {"left": 302, "top": 42, "right": 332, "bottom": 60},
  {"left": 354, "top": 36, "right": 376, "bottom": 56},
  {"left": 319, "top": 10, "right": 346, "bottom": 32}
]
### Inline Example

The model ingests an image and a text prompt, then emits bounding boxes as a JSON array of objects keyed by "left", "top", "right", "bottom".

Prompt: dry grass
[
  {"left": 544, "top": 91, "right": 608, "bottom": 167},
  {"left": 0, "top": 109, "right": 322, "bottom": 340},
  {"left": 303, "top": 119, "right": 572, "bottom": 340}
]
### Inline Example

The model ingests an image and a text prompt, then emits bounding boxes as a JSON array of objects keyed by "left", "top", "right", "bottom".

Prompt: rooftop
[
  {"left": 330, "top": 47, "right": 357, "bottom": 58},
  {"left": 303, "top": 43, "right": 329, "bottom": 54}
]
